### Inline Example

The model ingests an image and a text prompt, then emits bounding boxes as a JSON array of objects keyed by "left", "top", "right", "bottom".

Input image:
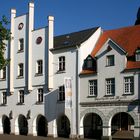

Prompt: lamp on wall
[
  {"left": 27, "top": 110, "right": 31, "bottom": 119},
  {"left": 9, "top": 110, "right": 13, "bottom": 119}
]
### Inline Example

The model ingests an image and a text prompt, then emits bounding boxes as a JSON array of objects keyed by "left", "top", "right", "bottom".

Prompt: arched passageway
[
  {"left": 37, "top": 115, "right": 48, "bottom": 136},
  {"left": 2, "top": 115, "right": 11, "bottom": 134},
  {"left": 83, "top": 113, "right": 102, "bottom": 139},
  {"left": 18, "top": 115, "right": 28, "bottom": 135},
  {"left": 57, "top": 115, "right": 70, "bottom": 138},
  {"left": 111, "top": 112, "right": 134, "bottom": 138}
]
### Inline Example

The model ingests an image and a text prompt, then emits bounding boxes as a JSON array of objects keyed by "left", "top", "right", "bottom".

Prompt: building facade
[
  {"left": 0, "top": 2, "right": 50, "bottom": 136},
  {"left": 79, "top": 25, "right": 140, "bottom": 140},
  {"left": 0, "top": 2, "right": 140, "bottom": 140},
  {"left": 46, "top": 26, "right": 102, "bottom": 138}
]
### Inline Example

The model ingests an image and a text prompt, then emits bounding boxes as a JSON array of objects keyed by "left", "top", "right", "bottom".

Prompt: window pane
[
  {"left": 59, "top": 56, "right": 65, "bottom": 71},
  {"left": 124, "top": 77, "right": 134, "bottom": 94},
  {"left": 89, "top": 80, "right": 97, "bottom": 96},
  {"left": 107, "top": 55, "right": 114, "bottom": 66}
]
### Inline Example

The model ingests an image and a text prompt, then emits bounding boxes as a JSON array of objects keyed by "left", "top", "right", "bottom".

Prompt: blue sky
[{"left": 0, "top": 0, "right": 140, "bottom": 36}]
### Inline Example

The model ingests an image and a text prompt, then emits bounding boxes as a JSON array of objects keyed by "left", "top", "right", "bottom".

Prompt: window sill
[
  {"left": 87, "top": 95, "right": 97, "bottom": 98},
  {"left": 17, "top": 50, "right": 24, "bottom": 53},
  {"left": 0, "top": 78, "right": 6, "bottom": 81},
  {"left": 16, "top": 102, "right": 25, "bottom": 105},
  {"left": 0, "top": 104, "right": 7, "bottom": 106},
  {"left": 56, "top": 70, "right": 66, "bottom": 74},
  {"left": 122, "top": 93, "right": 134, "bottom": 96},
  {"left": 35, "top": 101, "right": 44, "bottom": 105},
  {"left": 16, "top": 76, "right": 24, "bottom": 79},
  {"left": 106, "top": 65, "right": 115, "bottom": 67},
  {"left": 35, "top": 73, "right": 43, "bottom": 77},
  {"left": 104, "top": 94, "right": 115, "bottom": 97}
]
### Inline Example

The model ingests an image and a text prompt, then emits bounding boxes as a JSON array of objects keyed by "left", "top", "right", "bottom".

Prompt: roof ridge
[{"left": 54, "top": 26, "right": 99, "bottom": 38}]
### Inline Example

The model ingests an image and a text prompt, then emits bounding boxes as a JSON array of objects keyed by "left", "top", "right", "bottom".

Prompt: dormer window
[
  {"left": 83, "top": 55, "right": 96, "bottom": 71},
  {"left": 106, "top": 55, "right": 114, "bottom": 66},
  {"left": 135, "top": 49, "right": 140, "bottom": 61}
]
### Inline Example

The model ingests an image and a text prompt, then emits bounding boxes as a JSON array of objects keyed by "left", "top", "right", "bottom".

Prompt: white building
[
  {"left": 46, "top": 27, "right": 102, "bottom": 138},
  {"left": 0, "top": 2, "right": 51, "bottom": 136},
  {"left": 79, "top": 25, "right": 140, "bottom": 140}
]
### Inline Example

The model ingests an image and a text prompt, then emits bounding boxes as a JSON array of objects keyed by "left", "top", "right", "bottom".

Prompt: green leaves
[{"left": 0, "top": 16, "right": 11, "bottom": 70}]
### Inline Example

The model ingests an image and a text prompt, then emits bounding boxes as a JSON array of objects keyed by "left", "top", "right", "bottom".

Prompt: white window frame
[
  {"left": 18, "top": 90, "right": 24, "bottom": 104},
  {"left": 2, "top": 92, "right": 7, "bottom": 105},
  {"left": 106, "top": 78, "right": 115, "bottom": 96},
  {"left": 37, "top": 88, "right": 44, "bottom": 103},
  {"left": 106, "top": 55, "right": 115, "bottom": 66},
  {"left": 136, "top": 52, "right": 140, "bottom": 61},
  {"left": 58, "top": 56, "right": 65, "bottom": 71},
  {"left": 58, "top": 86, "right": 65, "bottom": 101},
  {"left": 18, "top": 38, "right": 24, "bottom": 51},
  {"left": 36, "top": 60, "right": 43, "bottom": 74},
  {"left": 124, "top": 76, "right": 134, "bottom": 95},
  {"left": 0, "top": 67, "right": 6, "bottom": 79},
  {"left": 18, "top": 63, "right": 24, "bottom": 77},
  {"left": 88, "top": 80, "right": 97, "bottom": 96}
]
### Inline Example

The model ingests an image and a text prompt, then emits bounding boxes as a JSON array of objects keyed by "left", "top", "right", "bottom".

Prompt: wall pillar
[
  {"left": 102, "top": 126, "right": 112, "bottom": 140},
  {"left": 0, "top": 118, "right": 3, "bottom": 134},
  {"left": 134, "top": 126, "right": 140, "bottom": 139},
  {"left": 53, "top": 119, "right": 57, "bottom": 138}
]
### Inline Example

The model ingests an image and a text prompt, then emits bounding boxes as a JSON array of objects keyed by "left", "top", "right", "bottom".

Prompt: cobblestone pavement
[{"left": 0, "top": 135, "right": 93, "bottom": 140}]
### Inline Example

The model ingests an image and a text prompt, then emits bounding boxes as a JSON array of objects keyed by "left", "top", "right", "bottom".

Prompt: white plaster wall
[
  {"left": 32, "top": 28, "right": 48, "bottom": 87},
  {"left": 79, "top": 27, "right": 102, "bottom": 72},
  {"left": 13, "top": 14, "right": 28, "bottom": 88}
]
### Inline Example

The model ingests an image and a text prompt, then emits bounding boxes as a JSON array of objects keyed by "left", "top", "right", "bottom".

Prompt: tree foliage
[{"left": 0, "top": 16, "right": 11, "bottom": 70}]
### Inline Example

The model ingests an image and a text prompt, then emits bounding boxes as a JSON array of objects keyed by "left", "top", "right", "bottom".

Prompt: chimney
[
  {"left": 10, "top": 9, "right": 16, "bottom": 94},
  {"left": 48, "top": 16, "right": 54, "bottom": 90},
  {"left": 28, "top": 2, "right": 34, "bottom": 91}
]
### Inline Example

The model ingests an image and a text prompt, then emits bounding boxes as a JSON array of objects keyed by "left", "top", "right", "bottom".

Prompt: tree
[{"left": 0, "top": 16, "right": 11, "bottom": 70}]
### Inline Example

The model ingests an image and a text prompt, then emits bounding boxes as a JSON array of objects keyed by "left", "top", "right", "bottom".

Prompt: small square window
[
  {"left": 18, "top": 90, "right": 24, "bottom": 104},
  {"left": 2, "top": 92, "right": 7, "bottom": 105},
  {"left": 18, "top": 38, "right": 24, "bottom": 52},
  {"left": 58, "top": 56, "right": 65, "bottom": 71},
  {"left": 36, "top": 60, "right": 43, "bottom": 75},
  {"left": 18, "top": 63, "right": 24, "bottom": 77},
  {"left": 37, "top": 88, "right": 43, "bottom": 103},
  {"left": 0, "top": 67, "right": 6, "bottom": 79},
  {"left": 136, "top": 52, "right": 140, "bottom": 61},
  {"left": 58, "top": 86, "right": 65, "bottom": 101},
  {"left": 106, "top": 55, "right": 114, "bottom": 66}
]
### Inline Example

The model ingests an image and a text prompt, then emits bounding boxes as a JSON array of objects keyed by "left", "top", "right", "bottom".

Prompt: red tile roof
[
  {"left": 81, "top": 25, "right": 140, "bottom": 75},
  {"left": 91, "top": 25, "right": 140, "bottom": 71},
  {"left": 126, "top": 61, "right": 140, "bottom": 70},
  {"left": 91, "top": 25, "right": 140, "bottom": 57}
]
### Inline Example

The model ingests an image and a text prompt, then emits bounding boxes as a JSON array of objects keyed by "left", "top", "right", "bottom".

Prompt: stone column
[{"left": 102, "top": 126, "right": 112, "bottom": 140}]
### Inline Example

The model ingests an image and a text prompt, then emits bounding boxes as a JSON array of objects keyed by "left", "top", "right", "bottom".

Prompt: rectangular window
[
  {"left": 59, "top": 56, "right": 65, "bottom": 71},
  {"left": 58, "top": 86, "right": 65, "bottom": 101},
  {"left": 37, "top": 60, "right": 43, "bottom": 74},
  {"left": 124, "top": 77, "right": 134, "bottom": 94},
  {"left": 18, "top": 90, "right": 24, "bottom": 104},
  {"left": 89, "top": 80, "right": 97, "bottom": 96},
  {"left": 106, "top": 55, "right": 114, "bottom": 66},
  {"left": 106, "top": 78, "right": 115, "bottom": 95},
  {"left": 0, "top": 67, "right": 6, "bottom": 79},
  {"left": 18, "top": 38, "right": 24, "bottom": 51},
  {"left": 18, "top": 63, "right": 24, "bottom": 77},
  {"left": 136, "top": 52, "right": 140, "bottom": 61},
  {"left": 2, "top": 92, "right": 7, "bottom": 105},
  {"left": 38, "top": 88, "right": 43, "bottom": 103}
]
